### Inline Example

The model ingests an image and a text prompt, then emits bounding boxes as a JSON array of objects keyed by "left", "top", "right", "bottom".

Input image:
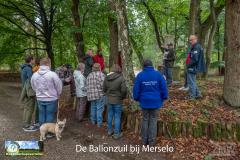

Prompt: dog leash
[{"left": 56, "top": 101, "right": 60, "bottom": 121}]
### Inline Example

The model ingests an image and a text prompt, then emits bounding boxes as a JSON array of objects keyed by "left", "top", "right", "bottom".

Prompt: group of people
[{"left": 20, "top": 34, "right": 205, "bottom": 146}]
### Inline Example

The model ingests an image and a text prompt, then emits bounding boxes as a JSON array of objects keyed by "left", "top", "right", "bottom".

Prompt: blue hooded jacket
[
  {"left": 133, "top": 66, "right": 168, "bottom": 109},
  {"left": 21, "top": 64, "right": 33, "bottom": 86}
]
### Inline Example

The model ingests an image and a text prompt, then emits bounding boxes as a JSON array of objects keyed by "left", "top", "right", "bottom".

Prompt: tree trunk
[
  {"left": 142, "top": 1, "right": 163, "bottom": 52},
  {"left": 108, "top": 15, "right": 119, "bottom": 68},
  {"left": 223, "top": 0, "right": 240, "bottom": 107},
  {"left": 203, "top": 0, "right": 217, "bottom": 78},
  {"left": 71, "top": 0, "right": 85, "bottom": 62},
  {"left": 189, "top": 0, "right": 201, "bottom": 36},
  {"left": 45, "top": 37, "right": 55, "bottom": 69},
  {"left": 97, "top": 38, "right": 101, "bottom": 51},
  {"left": 114, "top": 0, "right": 138, "bottom": 112},
  {"left": 216, "top": 22, "right": 221, "bottom": 75},
  {"left": 130, "top": 36, "right": 144, "bottom": 65}
]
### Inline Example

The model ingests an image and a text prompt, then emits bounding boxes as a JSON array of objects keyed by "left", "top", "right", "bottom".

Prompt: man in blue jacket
[
  {"left": 21, "top": 55, "right": 35, "bottom": 87},
  {"left": 133, "top": 60, "right": 168, "bottom": 146},
  {"left": 186, "top": 35, "right": 206, "bottom": 99}
]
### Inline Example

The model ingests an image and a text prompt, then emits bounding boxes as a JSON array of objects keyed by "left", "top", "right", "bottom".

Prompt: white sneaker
[
  {"left": 178, "top": 86, "right": 185, "bottom": 90},
  {"left": 182, "top": 87, "right": 189, "bottom": 91}
]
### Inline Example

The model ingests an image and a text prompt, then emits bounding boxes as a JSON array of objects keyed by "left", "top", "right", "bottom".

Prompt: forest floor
[
  {"left": 130, "top": 76, "right": 240, "bottom": 160},
  {"left": 160, "top": 76, "right": 240, "bottom": 124},
  {"left": 0, "top": 82, "right": 167, "bottom": 160},
  {"left": 0, "top": 77, "right": 239, "bottom": 160}
]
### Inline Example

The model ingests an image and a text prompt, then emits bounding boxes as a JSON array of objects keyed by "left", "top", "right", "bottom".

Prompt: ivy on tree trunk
[{"left": 113, "top": 0, "right": 139, "bottom": 112}]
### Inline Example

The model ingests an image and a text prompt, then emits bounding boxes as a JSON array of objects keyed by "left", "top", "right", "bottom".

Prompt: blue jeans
[
  {"left": 187, "top": 72, "right": 200, "bottom": 98},
  {"left": 164, "top": 67, "right": 173, "bottom": 86},
  {"left": 107, "top": 104, "right": 122, "bottom": 135},
  {"left": 37, "top": 100, "right": 57, "bottom": 125},
  {"left": 90, "top": 97, "right": 105, "bottom": 127},
  {"left": 141, "top": 109, "right": 158, "bottom": 145}
]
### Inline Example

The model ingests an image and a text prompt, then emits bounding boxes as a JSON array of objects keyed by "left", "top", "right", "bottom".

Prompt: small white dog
[{"left": 40, "top": 118, "right": 66, "bottom": 141}]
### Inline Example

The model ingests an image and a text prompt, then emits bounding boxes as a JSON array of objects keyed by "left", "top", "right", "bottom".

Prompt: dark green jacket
[
  {"left": 83, "top": 55, "right": 94, "bottom": 77},
  {"left": 103, "top": 72, "right": 127, "bottom": 104},
  {"left": 164, "top": 48, "right": 176, "bottom": 68},
  {"left": 20, "top": 79, "right": 35, "bottom": 105}
]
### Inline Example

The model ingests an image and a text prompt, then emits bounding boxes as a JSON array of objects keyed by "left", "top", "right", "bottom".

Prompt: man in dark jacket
[
  {"left": 133, "top": 60, "right": 168, "bottom": 146},
  {"left": 84, "top": 49, "right": 94, "bottom": 77},
  {"left": 20, "top": 55, "right": 38, "bottom": 132},
  {"left": 163, "top": 43, "right": 176, "bottom": 86},
  {"left": 103, "top": 64, "right": 127, "bottom": 139},
  {"left": 21, "top": 55, "right": 34, "bottom": 87},
  {"left": 186, "top": 35, "right": 206, "bottom": 99}
]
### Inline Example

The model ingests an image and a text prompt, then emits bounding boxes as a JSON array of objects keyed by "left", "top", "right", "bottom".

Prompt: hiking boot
[
  {"left": 112, "top": 133, "right": 122, "bottom": 140},
  {"left": 22, "top": 125, "right": 30, "bottom": 131},
  {"left": 23, "top": 125, "right": 39, "bottom": 132},
  {"left": 107, "top": 131, "right": 113, "bottom": 136},
  {"left": 195, "top": 95, "right": 203, "bottom": 99},
  {"left": 33, "top": 123, "right": 40, "bottom": 127},
  {"left": 185, "top": 96, "right": 195, "bottom": 100}
]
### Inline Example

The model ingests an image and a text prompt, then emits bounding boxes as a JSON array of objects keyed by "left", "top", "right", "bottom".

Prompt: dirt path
[{"left": 0, "top": 82, "right": 169, "bottom": 160}]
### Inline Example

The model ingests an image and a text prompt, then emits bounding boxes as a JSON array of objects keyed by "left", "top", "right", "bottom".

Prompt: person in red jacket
[{"left": 93, "top": 48, "right": 105, "bottom": 71}]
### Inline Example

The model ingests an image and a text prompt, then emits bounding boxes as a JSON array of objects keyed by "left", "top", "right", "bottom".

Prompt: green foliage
[{"left": 0, "top": 0, "right": 225, "bottom": 72}]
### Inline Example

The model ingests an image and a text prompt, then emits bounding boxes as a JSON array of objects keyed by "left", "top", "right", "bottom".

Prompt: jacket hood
[
  {"left": 21, "top": 64, "right": 32, "bottom": 70},
  {"left": 37, "top": 65, "right": 50, "bottom": 75},
  {"left": 106, "top": 72, "right": 121, "bottom": 81}
]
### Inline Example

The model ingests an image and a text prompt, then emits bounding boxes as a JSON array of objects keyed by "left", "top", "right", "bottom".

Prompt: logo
[
  {"left": 5, "top": 140, "right": 43, "bottom": 156},
  {"left": 6, "top": 142, "right": 19, "bottom": 154}
]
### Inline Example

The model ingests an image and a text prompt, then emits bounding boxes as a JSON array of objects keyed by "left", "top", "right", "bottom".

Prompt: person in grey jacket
[
  {"left": 103, "top": 64, "right": 127, "bottom": 139},
  {"left": 31, "top": 58, "right": 62, "bottom": 126},
  {"left": 73, "top": 63, "right": 87, "bottom": 121}
]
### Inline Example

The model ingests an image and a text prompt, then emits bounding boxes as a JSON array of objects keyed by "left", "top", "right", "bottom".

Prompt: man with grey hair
[{"left": 186, "top": 35, "right": 206, "bottom": 99}]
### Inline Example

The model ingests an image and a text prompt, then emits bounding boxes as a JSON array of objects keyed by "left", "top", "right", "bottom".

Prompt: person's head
[
  {"left": 189, "top": 35, "right": 198, "bottom": 45},
  {"left": 143, "top": 59, "right": 153, "bottom": 68},
  {"left": 76, "top": 63, "right": 85, "bottom": 72},
  {"left": 87, "top": 49, "right": 94, "bottom": 57},
  {"left": 25, "top": 55, "right": 34, "bottom": 65},
  {"left": 40, "top": 57, "right": 51, "bottom": 67},
  {"left": 34, "top": 57, "right": 41, "bottom": 66},
  {"left": 168, "top": 43, "right": 174, "bottom": 49},
  {"left": 63, "top": 64, "right": 71, "bottom": 71},
  {"left": 110, "top": 64, "right": 122, "bottom": 73},
  {"left": 92, "top": 63, "right": 101, "bottom": 72},
  {"left": 97, "top": 48, "right": 102, "bottom": 54}
]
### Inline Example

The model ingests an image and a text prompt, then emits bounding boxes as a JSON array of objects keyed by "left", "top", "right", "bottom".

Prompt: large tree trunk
[
  {"left": 223, "top": 0, "right": 240, "bottom": 107},
  {"left": 203, "top": 0, "right": 217, "bottom": 78},
  {"left": 108, "top": 16, "right": 119, "bottom": 68},
  {"left": 71, "top": 0, "right": 85, "bottom": 62},
  {"left": 108, "top": 1, "right": 119, "bottom": 68},
  {"left": 189, "top": 0, "right": 201, "bottom": 36},
  {"left": 114, "top": 0, "right": 138, "bottom": 112},
  {"left": 45, "top": 36, "right": 55, "bottom": 69}
]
